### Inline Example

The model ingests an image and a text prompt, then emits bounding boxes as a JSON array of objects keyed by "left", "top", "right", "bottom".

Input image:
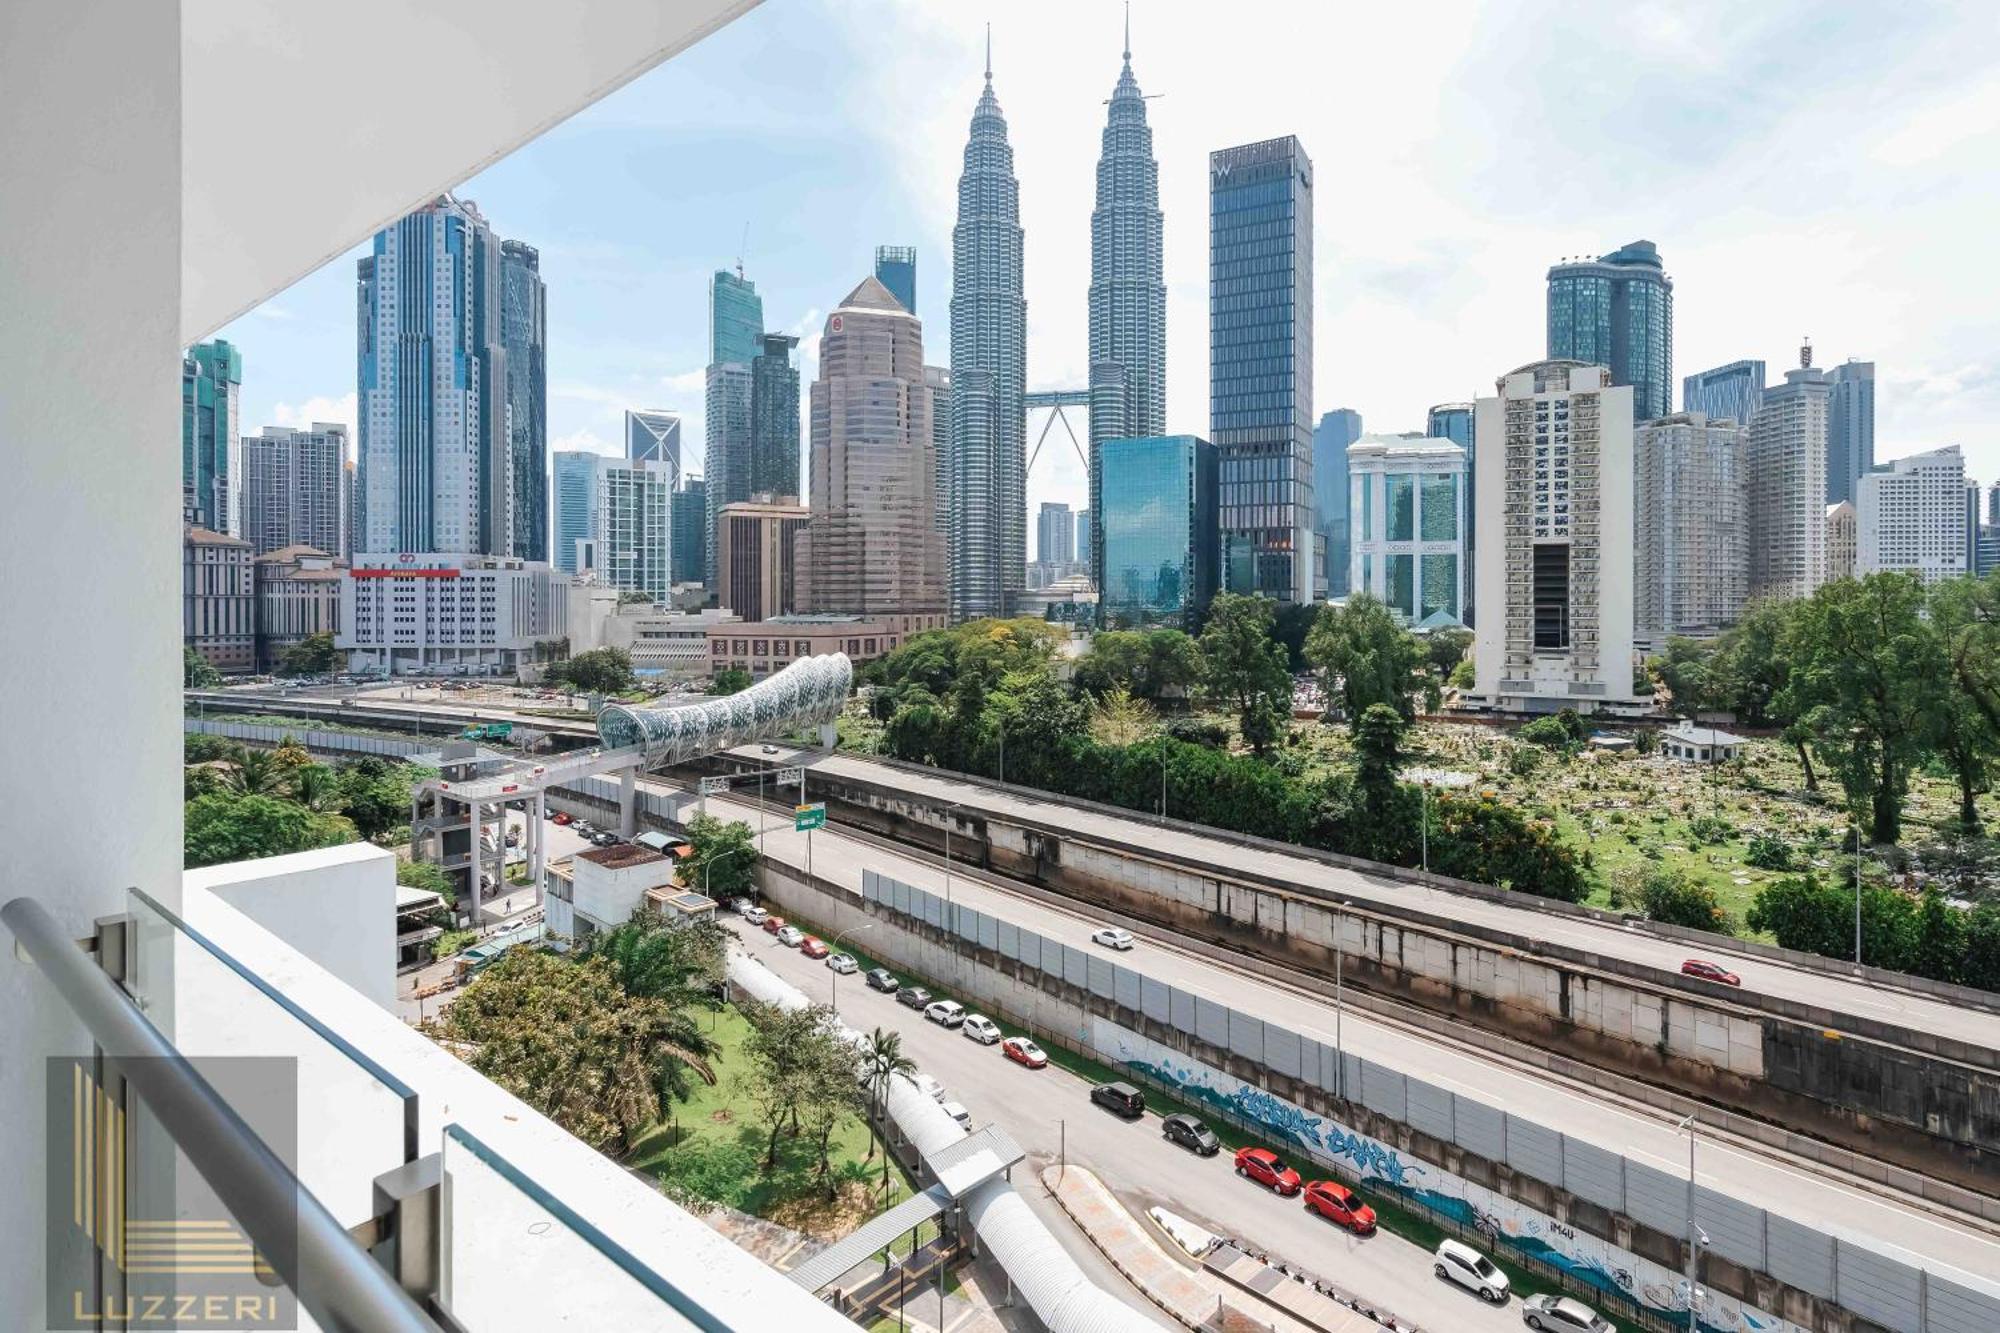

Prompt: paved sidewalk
[{"left": 1042, "top": 1166, "right": 1378, "bottom": 1333}]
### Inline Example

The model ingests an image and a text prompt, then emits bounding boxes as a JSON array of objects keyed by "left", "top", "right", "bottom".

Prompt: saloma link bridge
[{"left": 418, "top": 654, "right": 851, "bottom": 917}]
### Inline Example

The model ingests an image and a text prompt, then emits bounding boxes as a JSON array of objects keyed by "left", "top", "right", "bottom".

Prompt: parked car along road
[
  {"left": 1303, "top": 1179, "right": 1376, "bottom": 1234},
  {"left": 826, "top": 953, "right": 858, "bottom": 975},
  {"left": 775, "top": 925, "right": 804, "bottom": 948},
  {"left": 924, "top": 1000, "right": 966, "bottom": 1028},
  {"left": 1001, "top": 1035, "right": 1047, "bottom": 1068},
  {"left": 864, "top": 967, "right": 899, "bottom": 993},
  {"left": 1234, "top": 1146, "right": 1302, "bottom": 1196},
  {"left": 961, "top": 1015, "right": 1002, "bottom": 1044},
  {"left": 911, "top": 1073, "right": 945, "bottom": 1102},
  {"left": 761, "top": 915, "right": 786, "bottom": 934},
  {"left": 1089, "top": 1081, "right": 1145, "bottom": 1118},
  {"left": 1520, "top": 1294, "right": 1614, "bottom": 1331},
  {"left": 741, "top": 905, "right": 769, "bottom": 925},
  {"left": 1434, "top": 1239, "right": 1509, "bottom": 1303},
  {"left": 895, "top": 986, "right": 934, "bottom": 1010},
  {"left": 1161, "top": 1112, "right": 1219, "bottom": 1155},
  {"left": 800, "top": 936, "right": 829, "bottom": 959}
]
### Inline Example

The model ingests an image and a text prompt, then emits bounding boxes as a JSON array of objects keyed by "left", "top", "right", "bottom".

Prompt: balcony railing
[{"left": 5, "top": 868, "right": 809, "bottom": 1332}]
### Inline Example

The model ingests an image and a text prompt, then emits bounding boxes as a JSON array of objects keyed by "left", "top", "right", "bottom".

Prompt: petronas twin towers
[{"left": 948, "top": 15, "right": 1164, "bottom": 618}]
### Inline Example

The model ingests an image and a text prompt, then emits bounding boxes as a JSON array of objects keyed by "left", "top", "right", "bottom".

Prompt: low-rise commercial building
[
  {"left": 253, "top": 544, "right": 343, "bottom": 672},
  {"left": 544, "top": 843, "right": 690, "bottom": 943},
  {"left": 183, "top": 525, "right": 255, "bottom": 674},
  {"left": 567, "top": 585, "right": 741, "bottom": 680},
  {"left": 338, "top": 552, "right": 569, "bottom": 677},
  {"left": 706, "top": 612, "right": 944, "bottom": 679}
]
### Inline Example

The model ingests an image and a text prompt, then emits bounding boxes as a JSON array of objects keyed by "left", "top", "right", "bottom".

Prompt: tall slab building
[
  {"left": 551, "top": 450, "right": 599, "bottom": 575},
  {"left": 1313, "top": 409, "right": 1363, "bottom": 598},
  {"left": 1085, "top": 16, "right": 1166, "bottom": 580},
  {"left": 948, "top": 37, "right": 1027, "bottom": 620},
  {"left": 1210, "top": 136, "right": 1314, "bottom": 603},
  {"left": 1747, "top": 345, "right": 1832, "bottom": 600},
  {"left": 1472, "top": 361, "right": 1641, "bottom": 714},
  {"left": 1826, "top": 358, "right": 1875, "bottom": 505},
  {"left": 704, "top": 268, "right": 764, "bottom": 587},
  {"left": 750, "top": 333, "right": 802, "bottom": 498},
  {"left": 1546, "top": 240, "right": 1673, "bottom": 424},
  {"left": 1682, "top": 359, "right": 1764, "bottom": 427},
  {"left": 1634, "top": 412, "right": 1747, "bottom": 639},
  {"left": 874, "top": 245, "right": 917, "bottom": 316},
  {"left": 804, "top": 277, "right": 945, "bottom": 617},
  {"left": 182, "top": 339, "right": 242, "bottom": 536},
  {"left": 500, "top": 240, "right": 548, "bottom": 561},
  {"left": 357, "top": 196, "right": 512, "bottom": 556},
  {"left": 242, "top": 423, "right": 347, "bottom": 559}
]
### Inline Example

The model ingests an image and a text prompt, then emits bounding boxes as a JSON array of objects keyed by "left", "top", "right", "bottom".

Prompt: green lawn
[{"left": 627, "top": 1005, "right": 919, "bottom": 1239}]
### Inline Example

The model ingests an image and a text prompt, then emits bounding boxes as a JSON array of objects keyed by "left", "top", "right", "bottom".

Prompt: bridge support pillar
[
  {"left": 530, "top": 791, "right": 545, "bottom": 906},
  {"left": 618, "top": 767, "right": 638, "bottom": 839}
]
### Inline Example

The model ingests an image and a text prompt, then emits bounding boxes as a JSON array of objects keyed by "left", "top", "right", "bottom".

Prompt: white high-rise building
[
  {"left": 1634, "top": 412, "right": 1746, "bottom": 640},
  {"left": 1747, "top": 346, "right": 1831, "bottom": 599},
  {"left": 595, "top": 457, "right": 675, "bottom": 601},
  {"left": 1472, "top": 361, "right": 1640, "bottom": 713},
  {"left": 1857, "top": 445, "right": 1968, "bottom": 583},
  {"left": 1345, "top": 435, "right": 1466, "bottom": 626},
  {"left": 242, "top": 422, "right": 348, "bottom": 559}
]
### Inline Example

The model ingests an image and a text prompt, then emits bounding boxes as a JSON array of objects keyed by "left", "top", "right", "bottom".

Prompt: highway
[
  {"left": 726, "top": 915, "right": 1529, "bottom": 1333},
  {"left": 680, "top": 776, "right": 2000, "bottom": 1293},
  {"left": 752, "top": 746, "right": 2000, "bottom": 1051}
]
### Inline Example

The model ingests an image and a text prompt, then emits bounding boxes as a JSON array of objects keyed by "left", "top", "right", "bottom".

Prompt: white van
[{"left": 1433, "top": 1239, "right": 1509, "bottom": 1303}]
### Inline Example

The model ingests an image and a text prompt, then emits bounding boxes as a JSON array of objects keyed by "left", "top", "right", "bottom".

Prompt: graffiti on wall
[{"left": 1098, "top": 1020, "right": 1810, "bottom": 1333}]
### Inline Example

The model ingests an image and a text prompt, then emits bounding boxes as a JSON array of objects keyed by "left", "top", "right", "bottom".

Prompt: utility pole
[{"left": 1854, "top": 820, "right": 1864, "bottom": 965}]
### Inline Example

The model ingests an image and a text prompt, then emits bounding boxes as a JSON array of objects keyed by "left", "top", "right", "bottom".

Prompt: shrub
[
  {"left": 1507, "top": 747, "right": 1543, "bottom": 777},
  {"left": 1744, "top": 832, "right": 1797, "bottom": 871},
  {"left": 1519, "top": 716, "right": 1572, "bottom": 750},
  {"left": 1624, "top": 865, "right": 1728, "bottom": 931},
  {"left": 1688, "top": 814, "right": 1733, "bottom": 846}
]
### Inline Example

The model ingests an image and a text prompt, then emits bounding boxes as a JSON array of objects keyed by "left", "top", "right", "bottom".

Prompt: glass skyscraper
[
  {"left": 1210, "top": 136, "right": 1314, "bottom": 602},
  {"left": 1681, "top": 359, "right": 1765, "bottom": 427},
  {"left": 1826, "top": 359, "right": 1875, "bottom": 505},
  {"left": 1546, "top": 240, "right": 1674, "bottom": 423},
  {"left": 671, "top": 479, "right": 707, "bottom": 587},
  {"left": 1312, "top": 409, "right": 1362, "bottom": 597},
  {"left": 750, "top": 333, "right": 801, "bottom": 499},
  {"left": 551, "top": 450, "right": 598, "bottom": 574},
  {"left": 1424, "top": 403, "right": 1474, "bottom": 621},
  {"left": 874, "top": 245, "right": 916, "bottom": 315},
  {"left": 710, "top": 268, "right": 763, "bottom": 365},
  {"left": 705, "top": 268, "right": 765, "bottom": 587},
  {"left": 1099, "top": 435, "right": 1218, "bottom": 629},
  {"left": 625, "top": 409, "right": 681, "bottom": 476},
  {"left": 181, "top": 339, "right": 242, "bottom": 535},
  {"left": 499, "top": 240, "right": 547, "bottom": 562},
  {"left": 1086, "top": 17, "right": 1166, "bottom": 580},
  {"left": 949, "top": 39, "right": 1027, "bottom": 620}
]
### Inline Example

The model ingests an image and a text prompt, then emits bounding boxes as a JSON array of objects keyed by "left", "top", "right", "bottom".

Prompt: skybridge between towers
[{"left": 410, "top": 654, "right": 851, "bottom": 917}]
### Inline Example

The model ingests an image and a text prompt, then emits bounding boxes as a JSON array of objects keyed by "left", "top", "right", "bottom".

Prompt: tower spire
[
  {"left": 1123, "top": 2, "right": 1130, "bottom": 60},
  {"left": 984, "top": 23, "right": 991, "bottom": 81}
]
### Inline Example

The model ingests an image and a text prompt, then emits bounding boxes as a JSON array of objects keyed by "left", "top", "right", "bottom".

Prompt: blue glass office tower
[
  {"left": 500, "top": 240, "right": 547, "bottom": 562},
  {"left": 551, "top": 451, "right": 598, "bottom": 574},
  {"left": 949, "top": 36, "right": 1028, "bottom": 619},
  {"left": 1423, "top": 403, "right": 1474, "bottom": 620},
  {"left": 1682, "top": 359, "right": 1764, "bottom": 427},
  {"left": 1099, "top": 435, "right": 1218, "bottom": 629},
  {"left": 750, "top": 333, "right": 801, "bottom": 498},
  {"left": 1546, "top": 240, "right": 1673, "bottom": 423},
  {"left": 672, "top": 479, "right": 707, "bottom": 587},
  {"left": 706, "top": 268, "right": 765, "bottom": 586},
  {"left": 182, "top": 339, "right": 243, "bottom": 535},
  {"left": 1086, "top": 15, "right": 1166, "bottom": 580},
  {"left": 1312, "top": 410, "right": 1362, "bottom": 597},
  {"left": 1826, "top": 360, "right": 1875, "bottom": 504},
  {"left": 874, "top": 246, "right": 916, "bottom": 315},
  {"left": 1210, "top": 136, "right": 1314, "bottom": 603}
]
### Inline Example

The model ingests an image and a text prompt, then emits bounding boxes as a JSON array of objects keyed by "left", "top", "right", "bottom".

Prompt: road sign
[
  {"left": 698, "top": 776, "right": 730, "bottom": 795},
  {"left": 775, "top": 766, "right": 805, "bottom": 786},
  {"left": 794, "top": 803, "right": 826, "bottom": 832}
]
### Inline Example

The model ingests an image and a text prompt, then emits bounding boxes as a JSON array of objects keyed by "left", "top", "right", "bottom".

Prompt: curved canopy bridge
[{"left": 413, "top": 654, "right": 852, "bottom": 919}]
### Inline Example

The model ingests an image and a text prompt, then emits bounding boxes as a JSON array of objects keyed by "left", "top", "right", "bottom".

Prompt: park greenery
[
  {"left": 275, "top": 631, "right": 340, "bottom": 677},
  {"left": 848, "top": 571, "right": 2000, "bottom": 992},
  {"left": 683, "top": 814, "right": 759, "bottom": 897},
  {"left": 543, "top": 645, "right": 638, "bottom": 696},
  {"left": 708, "top": 666, "right": 753, "bottom": 696},
  {"left": 181, "top": 733, "right": 433, "bottom": 868}
]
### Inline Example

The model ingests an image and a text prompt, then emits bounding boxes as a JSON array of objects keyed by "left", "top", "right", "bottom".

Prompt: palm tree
[
  {"left": 581, "top": 920, "right": 725, "bottom": 1107},
  {"left": 292, "top": 763, "right": 342, "bottom": 812},
  {"left": 857, "top": 1027, "right": 915, "bottom": 1196}
]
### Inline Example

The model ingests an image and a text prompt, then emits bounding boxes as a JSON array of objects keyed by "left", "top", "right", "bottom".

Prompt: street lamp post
[
  {"left": 1854, "top": 819, "right": 1864, "bottom": 966},
  {"left": 830, "top": 922, "right": 873, "bottom": 1015},
  {"left": 1678, "top": 1112, "right": 1703, "bottom": 1333}
]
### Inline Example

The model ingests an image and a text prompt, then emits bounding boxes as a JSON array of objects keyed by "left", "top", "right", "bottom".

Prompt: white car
[
  {"left": 776, "top": 925, "right": 804, "bottom": 947},
  {"left": 941, "top": 1100, "right": 972, "bottom": 1128},
  {"left": 961, "top": 1014, "right": 1002, "bottom": 1044},
  {"left": 1091, "top": 927, "right": 1135, "bottom": 951},
  {"left": 911, "top": 1073, "right": 946, "bottom": 1103},
  {"left": 1434, "top": 1239, "right": 1509, "bottom": 1303},
  {"left": 741, "top": 905, "right": 768, "bottom": 925},
  {"left": 826, "top": 953, "right": 858, "bottom": 974},
  {"left": 924, "top": 1000, "right": 966, "bottom": 1028}
]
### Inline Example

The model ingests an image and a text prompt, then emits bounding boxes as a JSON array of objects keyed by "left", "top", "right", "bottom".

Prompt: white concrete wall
[{"left": 188, "top": 842, "right": 400, "bottom": 1010}]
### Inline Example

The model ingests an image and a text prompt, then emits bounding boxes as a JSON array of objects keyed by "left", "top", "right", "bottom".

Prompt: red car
[
  {"left": 1680, "top": 958, "right": 1741, "bottom": 986},
  {"left": 1233, "top": 1146, "right": 1302, "bottom": 1196},
  {"left": 800, "top": 936, "right": 829, "bottom": 959},
  {"left": 551, "top": 812, "right": 572, "bottom": 825},
  {"left": 1001, "top": 1036, "right": 1048, "bottom": 1068},
  {"left": 762, "top": 915, "right": 786, "bottom": 934},
  {"left": 1302, "top": 1180, "right": 1377, "bottom": 1234}
]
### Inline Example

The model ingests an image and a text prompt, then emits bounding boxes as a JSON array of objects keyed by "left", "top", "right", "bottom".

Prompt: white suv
[
  {"left": 1433, "top": 1239, "right": 1509, "bottom": 1303},
  {"left": 924, "top": 1000, "right": 966, "bottom": 1028}
]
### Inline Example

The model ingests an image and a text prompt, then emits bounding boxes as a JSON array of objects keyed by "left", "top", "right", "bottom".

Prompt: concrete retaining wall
[{"left": 763, "top": 761, "right": 2000, "bottom": 1188}]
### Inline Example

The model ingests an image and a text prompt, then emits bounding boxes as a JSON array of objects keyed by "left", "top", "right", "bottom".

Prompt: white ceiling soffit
[{"left": 181, "top": 0, "right": 760, "bottom": 344}]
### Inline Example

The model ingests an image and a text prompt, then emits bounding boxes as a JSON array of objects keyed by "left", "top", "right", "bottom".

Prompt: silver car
[
  {"left": 1091, "top": 927, "right": 1134, "bottom": 951},
  {"left": 1521, "top": 1294, "right": 1613, "bottom": 1332}
]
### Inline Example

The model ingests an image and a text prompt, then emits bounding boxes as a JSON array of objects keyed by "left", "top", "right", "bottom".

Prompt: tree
[
  {"left": 1304, "top": 593, "right": 1426, "bottom": 725},
  {"left": 1746, "top": 872, "right": 1920, "bottom": 971},
  {"left": 396, "top": 857, "right": 456, "bottom": 907},
  {"left": 428, "top": 950, "right": 715, "bottom": 1155},
  {"left": 1352, "top": 704, "right": 1405, "bottom": 804},
  {"left": 739, "top": 1001, "right": 844, "bottom": 1175},
  {"left": 1619, "top": 864, "right": 1728, "bottom": 931},
  {"left": 291, "top": 763, "right": 342, "bottom": 812},
  {"left": 184, "top": 646, "right": 222, "bottom": 688},
  {"left": 1425, "top": 628, "right": 1474, "bottom": 679},
  {"left": 1648, "top": 637, "right": 1716, "bottom": 711},
  {"left": 1090, "top": 684, "right": 1155, "bottom": 747},
  {"left": 184, "top": 792, "right": 354, "bottom": 868},
  {"left": 984, "top": 668, "right": 1090, "bottom": 785},
  {"left": 276, "top": 631, "right": 340, "bottom": 677},
  {"left": 549, "top": 646, "right": 636, "bottom": 696},
  {"left": 1198, "top": 593, "right": 1293, "bottom": 754},
  {"left": 1744, "top": 832, "right": 1798, "bottom": 872},
  {"left": 858, "top": 1027, "right": 917, "bottom": 1195},
  {"left": 1271, "top": 601, "right": 1320, "bottom": 671},
  {"left": 584, "top": 918, "right": 726, "bottom": 1008},
  {"left": 1778, "top": 573, "right": 1940, "bottom": 843},
  {"left": 1072, "top": 629, "right": 1200, "bottom": 703},
  {"left": 337, "top": 758, "right": 431, "bottom": 841},
  {"left": 684, "top": 814, "right": 757, "bottom": 897},
  {"left": 1927, "top": 575, "right": 2000, "bottom": 830},
  {"left": 708, "top": 667, "right": 752, "bottom": 697}
]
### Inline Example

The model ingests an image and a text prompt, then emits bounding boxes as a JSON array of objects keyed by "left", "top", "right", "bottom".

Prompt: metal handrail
[{"left": 2, "top": 896, "right": 438, "bottom": 1333}]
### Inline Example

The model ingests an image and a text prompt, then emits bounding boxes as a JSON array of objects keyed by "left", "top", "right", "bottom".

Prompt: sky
[{"left": 222, "top": 0, "right": 2000, "bottom": 541}]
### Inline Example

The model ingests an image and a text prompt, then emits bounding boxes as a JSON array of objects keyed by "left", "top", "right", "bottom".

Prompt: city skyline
[{"left": 214, "top": 1, "right": 2000, "bottom": 545}]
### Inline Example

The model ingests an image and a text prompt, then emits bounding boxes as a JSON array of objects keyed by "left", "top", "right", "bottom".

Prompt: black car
[
  {"left": 1090, "top": 1081, "right": 1146, "bottom": 1119},
  {"left": 865, "top": 968, "right": 900, "bottom": 994},
  {"left": 1162, "top": 1112, "right": 1219, "bottom": 1155},
  {"left": 895, "top": 985, "right": 934, "bottom": 1010}
]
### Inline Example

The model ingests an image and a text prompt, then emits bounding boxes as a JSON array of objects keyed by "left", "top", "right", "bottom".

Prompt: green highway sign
[{"left": 794, "top": 803, "right": 826, "bottom": 832}]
